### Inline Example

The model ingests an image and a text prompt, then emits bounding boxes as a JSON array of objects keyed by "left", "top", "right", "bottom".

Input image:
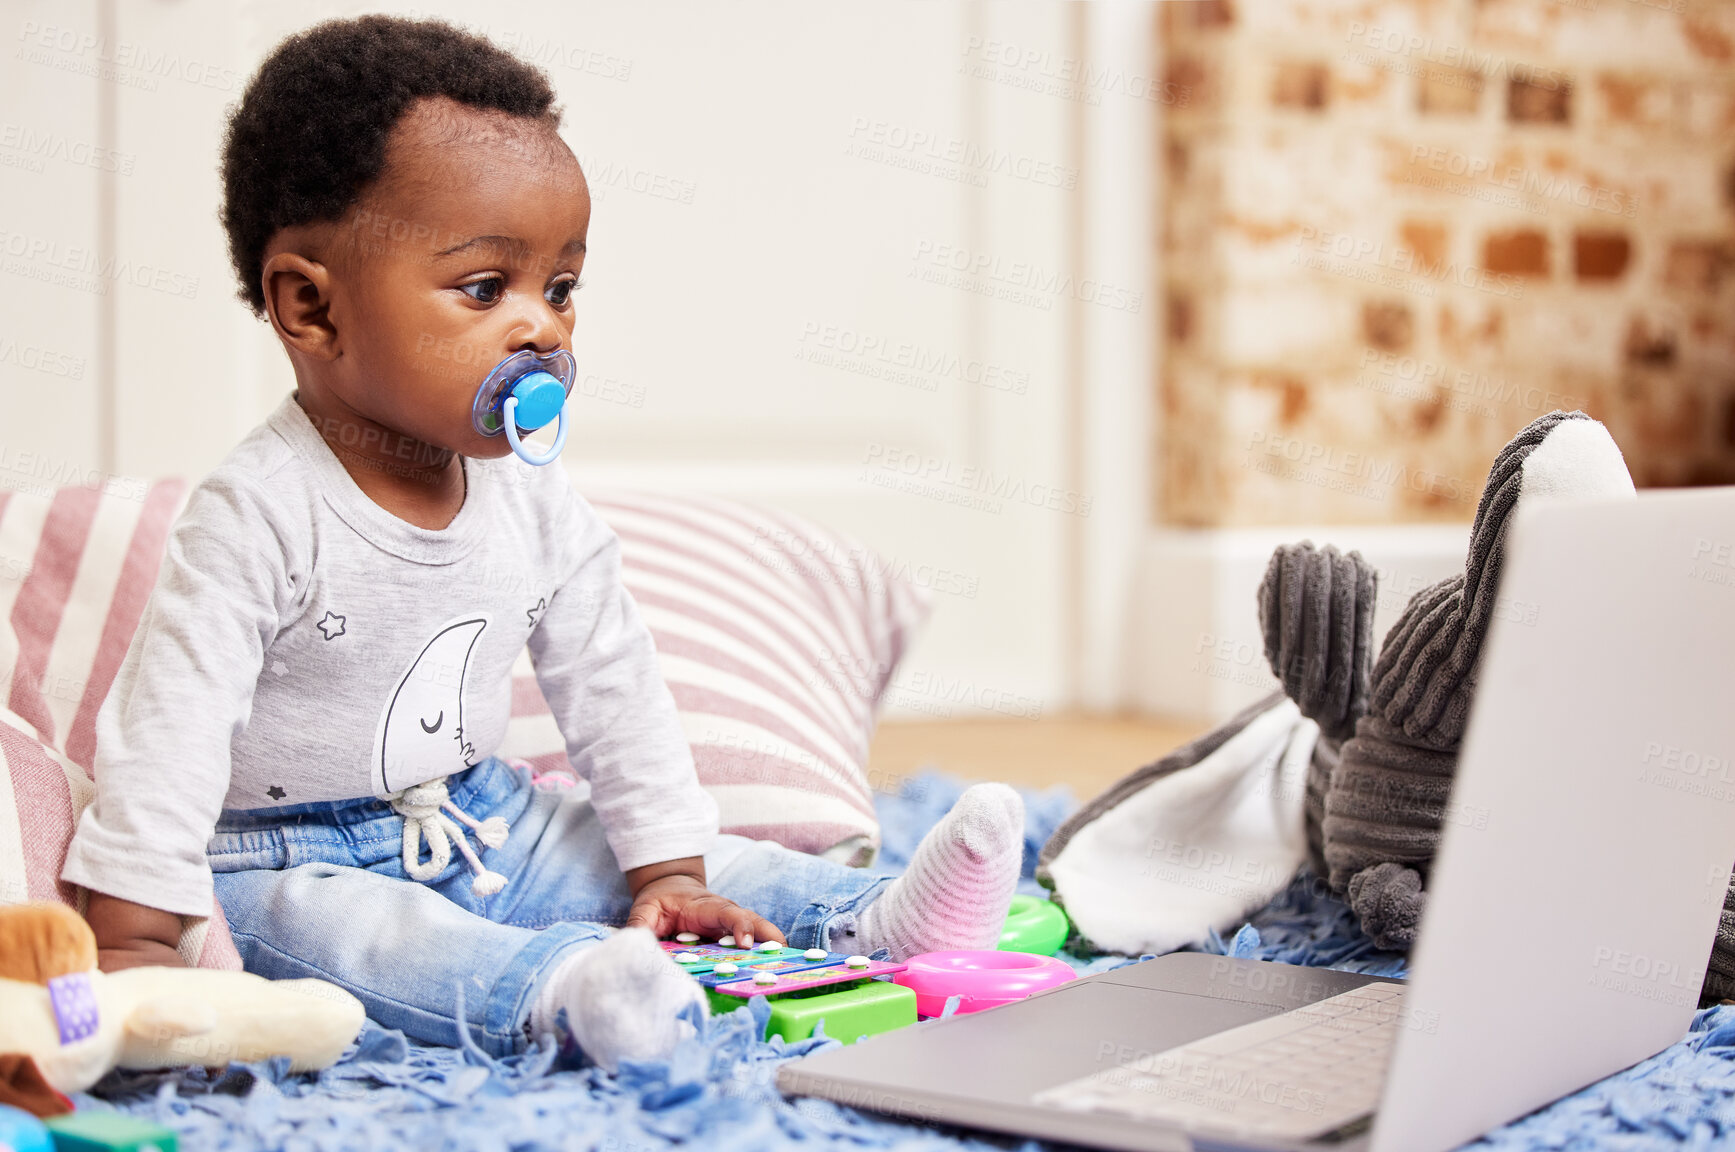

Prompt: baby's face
[{"left": 330, "top": 97, "right": 591, "bottom": 460}]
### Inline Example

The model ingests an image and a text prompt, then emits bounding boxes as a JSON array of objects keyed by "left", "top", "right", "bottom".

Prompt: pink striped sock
[{"left": 842, "top": 783, "right": 1024, "bottom": 961}]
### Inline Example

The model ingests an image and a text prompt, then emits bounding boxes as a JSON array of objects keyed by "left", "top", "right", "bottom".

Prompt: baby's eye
[
  {"left": 545, "top": 276, "right": 582, "bottom": 308},
  {"left": 459, "top": 277, "right": 504, "bottom": 304}
]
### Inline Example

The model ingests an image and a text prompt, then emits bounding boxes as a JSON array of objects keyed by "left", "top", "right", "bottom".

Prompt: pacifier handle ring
[{"left": 502, "top": 396, "right": 569, "bottom": 466}]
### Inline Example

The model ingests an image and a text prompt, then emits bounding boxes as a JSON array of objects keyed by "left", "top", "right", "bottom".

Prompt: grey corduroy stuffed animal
[
  {"left": 1257, "top": 411, "right": 1641, "bottom": 953},
  {"left": 1042, "top": 410, "right": 1735, "bottom": 988},
  {"left": 1256, "top": 539, "right": 1376, "bottom": 885}
]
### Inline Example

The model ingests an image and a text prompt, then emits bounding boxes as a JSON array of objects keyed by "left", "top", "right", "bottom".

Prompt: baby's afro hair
[{"left": 220, "top": 15, "right": 560, "bottom": 316}]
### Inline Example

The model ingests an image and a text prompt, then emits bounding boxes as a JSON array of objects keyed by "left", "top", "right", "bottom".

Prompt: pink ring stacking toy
[{"left": 893, "top": 949, "right": 1077, "bottom": 1017}]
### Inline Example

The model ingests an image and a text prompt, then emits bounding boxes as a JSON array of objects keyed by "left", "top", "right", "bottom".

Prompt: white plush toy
[{"left": 0, "top": 902, "right": 365, "bottom": 1094}]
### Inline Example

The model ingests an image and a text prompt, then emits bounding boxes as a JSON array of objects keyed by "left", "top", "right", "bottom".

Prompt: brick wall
[{"left": 1159, "top": 0, "right": 1735, "bottom": 526}]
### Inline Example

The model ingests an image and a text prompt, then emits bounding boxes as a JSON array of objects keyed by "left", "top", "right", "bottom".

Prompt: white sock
[
  {"left": 840, "top": 782, "right": 1024, "bottom": 961},
  {"left": 529, "top": 927, "right": 707, "bottom": 1072}
]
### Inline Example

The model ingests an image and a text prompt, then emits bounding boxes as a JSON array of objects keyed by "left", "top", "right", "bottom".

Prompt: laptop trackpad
[{"left": 793, "top": 979, "right": 1285, "bottom": 1107}]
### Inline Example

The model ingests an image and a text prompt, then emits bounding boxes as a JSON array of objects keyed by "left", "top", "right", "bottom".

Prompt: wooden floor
[{"left": 865, "top": 712, "right": 1208, "bottom": 806}]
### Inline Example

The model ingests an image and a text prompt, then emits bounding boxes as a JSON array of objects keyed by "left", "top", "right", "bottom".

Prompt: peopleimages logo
[
  {"left": 1405, "top": 146, "right": 1637, "bottom": 219},
  {"left": 750, "top": 523, "right": 981, "bottom": 599},
  {"left": 797, "top": 321, "right": 1029, "bottom": 395},
  {"left": 846, "top": 117, "right": 1076, "bottom": 190},
  {"left": 1587, "top": 945, "right": 1697, "bottom": 1007},
  {"left": 0, "top": 445, "right": 148, "bottom": 501},
  {"left": 1293, "top": 226, "right": 1525, "bottom": 300},
  {"left": 0, "top": 122, "right": 134, "bottom": 174},
  {"left": 0, "top": 336, "right": 85, "bottom": 379},
  {"left": 815, "top": 647, "right": 1044, "bottom": 719},
  {"left": 573, "top": 153, "right": 696, "bottom": 206},
  {"left": 1342, "top": 22, "right": 1567, "bottom": 90},
  {"left": 15, "top": 20, "right": 243, "bottom": 92},
  {"left": 1244, "top": 431, "right": 1472, "bottom": 505},
  {"left": 861, "top": 443, "right": 1094, "bottom": 517},
  {"left": 911, "top": 240, "right": 1144, "bottom": 314},
  {"left": 0, "top": 228, "right": 200, "bottom": 299},
  {"left": 959, "top": 35, "right": 1191, "bottom": 107},
  {"left": 1358, "top": 349, "right": 1579, "bottom": 408}
]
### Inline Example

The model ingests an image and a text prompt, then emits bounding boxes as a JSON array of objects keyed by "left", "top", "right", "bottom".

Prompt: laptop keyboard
[{"left": 1033, "top": 982, "right": 1406, "bottom": 1141}]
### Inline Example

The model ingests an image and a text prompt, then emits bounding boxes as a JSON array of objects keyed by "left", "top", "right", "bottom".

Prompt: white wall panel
[
  {"left": 0, "top": 1, "right": 1161, "bottom": 719},
  {"left": 0, "top": 1, "right": 105, "bottom": 492}
]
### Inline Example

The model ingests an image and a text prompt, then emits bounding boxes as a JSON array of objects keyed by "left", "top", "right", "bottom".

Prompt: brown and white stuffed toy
[{"left": 0, "top": 902, "right": 365, "bottom": 1093}]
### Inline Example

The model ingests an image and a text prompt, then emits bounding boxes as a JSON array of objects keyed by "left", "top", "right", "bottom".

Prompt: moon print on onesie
[{"left": 372, "top": 613, "right": 491, "bottom": 794}]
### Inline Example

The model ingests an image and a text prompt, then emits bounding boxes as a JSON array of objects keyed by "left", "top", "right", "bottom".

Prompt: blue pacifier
[{"left": 470, "top": 348, "right": 577, "bottom": 466}]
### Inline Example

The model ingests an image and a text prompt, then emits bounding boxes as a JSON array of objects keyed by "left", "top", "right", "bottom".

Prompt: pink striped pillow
[
  {"left": 501, "top": 491, "right": 931, "bottom": 864},
  {"left": 0, "top": 481, "right": 241, "bottom": 969},
  {"left": 1, "top": 474, "right": 925, "bottom": 942}
]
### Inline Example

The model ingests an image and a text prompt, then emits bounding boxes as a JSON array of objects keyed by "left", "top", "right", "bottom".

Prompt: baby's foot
[
  {"left": 840, "top": 782, "right": 1024, "bottom": 960},
  {"left": 529, "top": 927, "right": 706, "bottom": 1071}
]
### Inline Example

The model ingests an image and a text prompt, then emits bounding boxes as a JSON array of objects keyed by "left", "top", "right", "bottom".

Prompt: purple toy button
[{"left": 47, "top": 971, "right": 100, "bottom": 1045}]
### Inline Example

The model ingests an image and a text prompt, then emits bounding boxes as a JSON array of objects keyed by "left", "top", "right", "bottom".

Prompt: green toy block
[
  {"left": 708, "top": 978, "right": 917, "bottom": 1045},
  {"left": 998, "top": 894, "right": 1069, "bottom": 955},
  {"left": 43, "top": 1111, "right": 177, "bottom": 1152}
]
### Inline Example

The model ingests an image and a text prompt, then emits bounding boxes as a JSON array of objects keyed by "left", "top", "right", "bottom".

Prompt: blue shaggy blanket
[{"left": 78, "top": 774, "right": 1735, "bottom": 1150}]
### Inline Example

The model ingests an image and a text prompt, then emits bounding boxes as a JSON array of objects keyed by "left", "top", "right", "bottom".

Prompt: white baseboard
[{"left": 1127, "top": 524, "right": 1472, "bottom": 725}]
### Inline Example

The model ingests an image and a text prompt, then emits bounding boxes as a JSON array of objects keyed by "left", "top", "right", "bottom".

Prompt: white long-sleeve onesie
[{"left": 62, "top": 393, "right": 717, "bottom": 916}]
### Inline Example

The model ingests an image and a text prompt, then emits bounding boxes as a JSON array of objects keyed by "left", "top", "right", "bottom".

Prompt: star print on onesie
[{"left": 317, "top": 611, "right": 347, "bottom": 640}]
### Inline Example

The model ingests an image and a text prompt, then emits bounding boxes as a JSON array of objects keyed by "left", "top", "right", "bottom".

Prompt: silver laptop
[{"left": 780, "top": 488, "right": 1735, "bottom": 1152}]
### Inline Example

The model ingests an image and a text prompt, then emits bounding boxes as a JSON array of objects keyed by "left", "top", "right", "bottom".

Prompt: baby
[{"left": 60, "top": 15, "right": 1024, "bottom": 1071}]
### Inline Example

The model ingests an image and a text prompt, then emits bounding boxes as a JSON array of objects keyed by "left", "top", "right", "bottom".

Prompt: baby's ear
[{"left": 260, "top": 249, "right": 339, "bottom": 359}]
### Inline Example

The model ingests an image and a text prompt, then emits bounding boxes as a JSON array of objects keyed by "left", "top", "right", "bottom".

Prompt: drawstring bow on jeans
[{"left": 386, "top": 777, "right": 511, "bottom": 896}]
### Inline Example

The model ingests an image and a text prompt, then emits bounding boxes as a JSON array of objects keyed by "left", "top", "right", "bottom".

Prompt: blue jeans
[{"left": 209, "top": 757, "right": 891, "bottom": 1057}]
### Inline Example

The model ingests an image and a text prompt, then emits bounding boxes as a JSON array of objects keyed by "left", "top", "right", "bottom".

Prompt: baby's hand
[{"left": 624, "top": 874, "right": 785, "bottom": 950}]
